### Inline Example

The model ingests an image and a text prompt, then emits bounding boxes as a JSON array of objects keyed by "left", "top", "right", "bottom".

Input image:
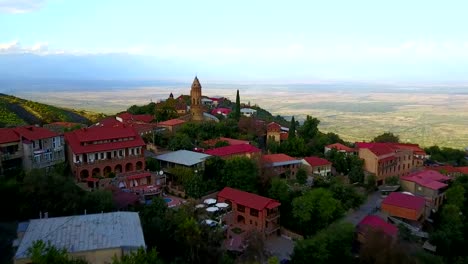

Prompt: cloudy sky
[{"left": 1, "top": 0, "right": 468, "bottom": 83}]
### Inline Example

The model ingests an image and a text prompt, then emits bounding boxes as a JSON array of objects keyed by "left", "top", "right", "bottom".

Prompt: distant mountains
[{"left": 0, "top": 94, "right": 105, "bottom": 127}]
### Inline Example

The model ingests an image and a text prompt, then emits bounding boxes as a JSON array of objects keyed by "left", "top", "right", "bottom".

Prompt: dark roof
[
  {"left": 382, "top": 192, "right": 426, "bottom": 211},
  {"left": 218, "top": 187, "right": 280, "bottom": 211}
]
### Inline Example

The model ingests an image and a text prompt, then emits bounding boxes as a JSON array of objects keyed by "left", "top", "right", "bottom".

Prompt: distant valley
[{"left": 2, "top": 80, "right": 468, "bottom": 148}]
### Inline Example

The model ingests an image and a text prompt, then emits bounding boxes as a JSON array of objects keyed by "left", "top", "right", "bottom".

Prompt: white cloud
[{"left": 0, "top": 0, "right": 46, "bottom": 14}]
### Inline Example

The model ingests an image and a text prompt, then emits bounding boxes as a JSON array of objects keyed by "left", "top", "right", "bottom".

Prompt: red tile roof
[
  {"left": 356, "top": 142, "right": 426, "bottom": 156},
  {"left": 205, "top": 144, "right": 261, "bottom": 157},
  {"left": 395, "top": 143, "right": 426, "bottom": 155},
  {"left": 127, "top": 172, "right": 151, "bottom": 180},
  {"left": 117, "top": 112, "right": 154, "bottom": 123},
  {"left": 358, "top": 215, "right": 398, "bottom": 237},
  {"left": 427, "top": 165, "right": 468, "bottom": 175},
  {"left": 401, "top": 170, "right": 450, "bottom": 190},
  {"left": 211, "top": 108, "right": 231, "bottom": 116},
  {"left": 218, "top": 187, "right": 280, "bottom": 211},
  {"left": 368, "top": 144, "right": 395, "bottom": 156},
  {"left": 157, "top": 119, "right": 186, "bottom": 127},
  {"left": 14, "top": 126, "right": 58, "bottom": 140},
  {"left": 267, "top": 122, "right": 281, "bottom": 131},
  {"left": 382, "top": 192, "right": 426, "bottom": 211},
  {"left": 280, "top": 132, "right": 288, "bottom": 141},
  {"left": 96, "top": 117, "right": 122, "bottom": 127},
  {"left": 303, "top": 156, "right": 332, "bottom": 167},
  {"left": 64, "top": 126, "right": 145, "bottom": 154},
  {"left": 262, "top": 153, "right": 298, "bottom": 164},
  {"left": 203, "top": 137, "right": 250, "bottom": 147},
  {"left": 0, "top": 128, "right": 20, "bottom": 144},
  {"left": 326, "top": 143, "right": 354, "bottom": 152}
]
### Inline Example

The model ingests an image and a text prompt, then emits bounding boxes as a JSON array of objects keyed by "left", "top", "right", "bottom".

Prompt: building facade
[
  {"left": 0, "top": 128, "right": 22, "bottom": 175},
  {"left": 302, "top": 156, "right": 332, "bottom": 177},
  {"left": 262, "top": 153, "right": 302, "bottom": 179},
  {"left": 64, "top": 125, "right": 146, "bottom": 181},
  {"left": 190, "top": 76, "right": 204, "bottom": 122},
  {"left": 204, "top": 144, "right": 261, "bottom": 160},
  {"left": 15, "top": 126, "right": 65, "bottom": 171},
  {"left": 218, "top": 187, "right": 281, "bottom": 238}
]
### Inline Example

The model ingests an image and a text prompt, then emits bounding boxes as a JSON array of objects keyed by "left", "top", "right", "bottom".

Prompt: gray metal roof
[
  {"left": 15, "top": 212, "right": 145, "bottom": 259},
  {"left": 155, "top": 150, "right": 211, "bottom": 166}
]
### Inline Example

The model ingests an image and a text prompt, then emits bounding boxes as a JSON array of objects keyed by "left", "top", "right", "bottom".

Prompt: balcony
[
  {"left": 74, "top": 155, "right": 144, "bottom": 167},
  {"left": 266, "top": 211, "right": 280, "bottom": 221},
  {"left": 1, "top": 151, "right": 23, "bottom": 161},
  {"left": 265, "top": 223, "right": 280, "bottom": 234}
]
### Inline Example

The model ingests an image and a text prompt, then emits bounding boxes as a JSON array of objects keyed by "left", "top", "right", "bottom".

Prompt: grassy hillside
[{"left": 0, "top": 94, "right": 105, "bottom": 127}]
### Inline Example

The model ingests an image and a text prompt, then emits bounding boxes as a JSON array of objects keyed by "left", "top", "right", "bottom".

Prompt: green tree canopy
[
  {"left": 112, "top": 248, "right": 163, "bottom": 264},
  {"left": 372, "top": 132, "right": 400, "bottom": 143},
  {"left": 221, "top": 157, "right": 259, "bottom": 193},
  {"left": 292, "top": 188, "right": 344, "bottom": 235},
  {"left": 288, "top": 116, "right": 296, "bottom": 139},
  {"left": 298, "top": 115, "right": 320, "bottom": 142},
  {"left": 291, "top": 222, "right": 354, "bottom": 264},
  {"left": 27, "top": 240, "right": 89, "bottom": 264},
  {"left": 234, "top": 89, "right": 241, "bottom": 121}
]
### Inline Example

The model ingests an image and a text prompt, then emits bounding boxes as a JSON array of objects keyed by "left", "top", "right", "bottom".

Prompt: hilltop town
[{"left": 1, "top": 77, "right": 468, "bottom": 264}]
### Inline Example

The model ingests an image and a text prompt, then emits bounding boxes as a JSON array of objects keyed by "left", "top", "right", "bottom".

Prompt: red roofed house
[
  {"left": 301, "top": 156, "right": 332, "bottom": 177},
  {"left": 356, "top": 142, "right": 424, "bottom": 185},
  {"left": 0, "top": 128, "right": 22, "bottom": 174},
  {"left": 204, "top": 144, "right": 261, "bottom": 160},
  {"left": 400, "top": 170, "right": 450, "bottom": 214},
  {"left": 324, "top": 143, "right": 355, "bottom": 155},
  {"left": 116, "top": 112, "right": 154, "bottom": 124},
  {"left": 64, "top": 125, "right": 146, "bottom": 184},
  {"left": 211, "top": 108, "right": 232, "bottom": 117},
  {"left": 262, "top": 153, "right": 302, "bottom": 179},
  {"left": 157, "top": 118, "right": 186, "bottom": 133},
  {"left": 381, "top": 192, "right": 426, "bottom": 221},
  {"left": 218, "top": 187, "right": 281, "bottom": 239},
  {"left": 427, "top": 165, "right": 468, "bottom": 178},
  {"left": 357, "top": 215, "right": 398, "bottom": 243},
  {"left": 14, "top": 126, "right": 65, "bottom": 171}
]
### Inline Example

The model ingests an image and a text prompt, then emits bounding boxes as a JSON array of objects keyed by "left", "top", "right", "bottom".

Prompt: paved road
[{"left": 344, "top": 191, "right": 383, "bottom": 226}]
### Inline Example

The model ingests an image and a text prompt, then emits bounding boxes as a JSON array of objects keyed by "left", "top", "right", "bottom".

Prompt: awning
[{"left": 127, "top": 172, "right": 151, "bottom": 180}]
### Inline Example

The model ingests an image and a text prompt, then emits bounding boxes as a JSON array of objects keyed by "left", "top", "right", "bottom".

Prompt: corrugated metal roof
[
  {"left": 15, "top": 212, "right": 145, "bottom": 259},
  {"left": 155, "top": 150, "right": 211, "bottom": 166}
]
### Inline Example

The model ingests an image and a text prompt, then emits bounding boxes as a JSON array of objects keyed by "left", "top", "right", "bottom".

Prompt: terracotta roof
[
  {"left": 358, "top": 215, "right": 398, "bottom": 237},
  {"left": 401, "top": 170, "right": 450, "bottom": 190},
  {"left": 395, "top": 143, "right": 426, "bottom": 155},
  {"left": 356, "top": 142, "right": 426, "bottom": 156},
  {"left": 205, "top": 144, "right": 260, "bottom": 157},
  {"left": 326, "top": 143, "right": 354, "bottom": 152},
  {"left": 64, "top": 126, "right": 145, "bottom": 154},
  {"left": 96, "top": 117, "right": 121, "bottom": 127},
  {"left": 303, "top": 156, "right": 332, "bottom": 167},
  {"left": 382, "top": 192, "right": 426, "bottom": 211},
  {"left": 218, "top": 187, "right": 280, "bottom": 211},
  {"left": 14, "top": 126, "right": 58, "bottom": 140},
  {"left": 0, "top": 128, "right": 20, "bottom": 144},
  {"left": 267, "top": 122, "right": 281, "bottom": 131},
  {"left": 157, "top": 119, "right": 186, "bottom": 127},
  {"left": 368, "top": 144, "right": 395, "bottom": 156},
  {"left": 262, "top": 153, "right": 298, "bottom": 164},
  {"left": 427, "top": 165, "right": 468, "bottom": 175},
  {"left": 211, "top": 108, "right": 231, "bottom": 116},
  {"left": 203, "top": 137, "right": 249, "bottom": 147},
  {"left": 117, "top": 112, "right": 154, "bottom": 123}
]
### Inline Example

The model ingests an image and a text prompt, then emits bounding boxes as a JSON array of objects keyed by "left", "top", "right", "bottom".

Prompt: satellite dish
[{"left": 159, "top": 170, "right": 163, "bottom": 175}]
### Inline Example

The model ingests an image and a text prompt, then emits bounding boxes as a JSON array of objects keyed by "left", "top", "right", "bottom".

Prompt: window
[
  {"left": 34, "top": 155, "right": 40, "bottom": 164},
  {"left": 94, "top": 153, "right": 98, "bottom": 160},
  {"left": 237, "top": 205, "right": 245, "bottom": 213},
  {"left": 100, "top": 153, "right": 104, "bottom": 159},
  {"left": 250, "top": 208, "right": 259, "bottom": 217},
  {"left": 45, "top": 152, "right": 52, "bottom": 161}
]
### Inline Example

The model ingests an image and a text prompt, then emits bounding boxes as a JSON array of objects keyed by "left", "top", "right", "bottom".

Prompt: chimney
[
  {"left": 39, "top": 211, "right": 42, "bottom": 219},
  {"left": 44, "top": 212, "right": 48, "bottom": 219}
]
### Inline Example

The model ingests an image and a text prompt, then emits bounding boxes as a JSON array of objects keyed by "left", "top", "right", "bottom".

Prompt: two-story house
[
  {"left": 400, "top": 170, "right": 450, "bottom": 216},
  {"left": 14, "top": 126, "right": 65, "bottom": 171},
  {"left": 64, "top": 125, "right": 146, "bottom": 183},
  {"left": 218, "top": 187, "right": 281, "bottom": 238},
  {"left": 262, "top": 153, "right": 302, "bottom": 179},
  {"left": 204, "top": 144, "right": 261, "bottom": 160},
  {"left": 0, "top": 128, "right": 22, "bottom": 175}
]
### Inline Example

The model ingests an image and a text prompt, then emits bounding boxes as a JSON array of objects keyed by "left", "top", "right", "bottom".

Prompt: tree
[
  {"left": 168, "top": 133, "right": 193, "bottom": 150},
  {"left": 234, "top": 89, "right": 241, "bottom": 121},
  {"left": 83, "top": 189, "right": 114, "bottom": 214},
  {"left": 27, "top": 240, "right": 88, "bottom": 264},
  {"left": 288, "top": 116, "right": 296, "bottom": 139},
  {"left": 268, "top": 178, "right": 290, "bottom": 202},
  {"left": 221, "top": 157, "right": 259, "bottom": 193},
  {"left": 373, "top": 132, "right": 400, "bottom": 143},
  {"left": 359, "top": 229, "right": 414, "bottom": 264},
  {"left": 214, "top": 140, "right": 229, "bottom": 148},
  {"left": 112, "top": 248, "right": 163, "bottom": 264},
  {"left": 365, "top": 174, "right": 377, "bottom": 191},
  {"left": 145, "top": 158, "right": 160, "bottom": 172},
  {"left": 329, "top": 182, "right": 364, "bottom": 210},
  {"left": 296, "top": 167, "right": 307, "bottom": 185},
  {"left": 386, "top": 176, "right": 400, "bottom": 185},
  {"left": 446, "top": 184, "right": 466, "bottom": 209},
  {"left": 291, "top": 222, "right": 354, "bottom": 264},
  {"left": 292, "top": 188, "right": 344, "bottom": 235},
  {"left": 298, "top": 115, "right": 320, "bottom": 142}
]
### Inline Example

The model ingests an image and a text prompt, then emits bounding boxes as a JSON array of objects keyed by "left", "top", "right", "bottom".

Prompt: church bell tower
[{"left": 190, "top": 76, "right": 204, "bottom": 122}]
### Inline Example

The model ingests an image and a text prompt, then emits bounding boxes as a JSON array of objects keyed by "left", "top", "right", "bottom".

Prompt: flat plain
[{"left": 9, "top": 83, "right": 468, "bottom": 149}]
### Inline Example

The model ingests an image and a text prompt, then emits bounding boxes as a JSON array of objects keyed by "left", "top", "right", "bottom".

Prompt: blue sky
[{"left": 1, "top": 0, "right": 468, "bottom": 83}]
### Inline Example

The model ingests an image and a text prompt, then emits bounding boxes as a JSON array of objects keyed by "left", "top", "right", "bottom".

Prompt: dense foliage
[
  {"left": 372, "top": 132, "right": 400, "bottom": 143},
  {"left": 425, "top": 145, "right": 468, "bottom": 166}
]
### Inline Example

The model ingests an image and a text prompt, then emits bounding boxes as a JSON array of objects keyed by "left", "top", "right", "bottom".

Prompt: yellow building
[{"left": 14, "top": 212, "right": 146, "bottom": 264}]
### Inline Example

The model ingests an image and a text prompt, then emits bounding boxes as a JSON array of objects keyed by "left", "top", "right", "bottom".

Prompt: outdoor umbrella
[{"left": 203, "top": 198, "right": 217, "bottom": 205}]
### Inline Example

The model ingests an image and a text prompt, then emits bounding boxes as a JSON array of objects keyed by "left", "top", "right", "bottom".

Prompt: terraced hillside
[{"left": 0, "top": 94, "right": 105, "bottom": 127}]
